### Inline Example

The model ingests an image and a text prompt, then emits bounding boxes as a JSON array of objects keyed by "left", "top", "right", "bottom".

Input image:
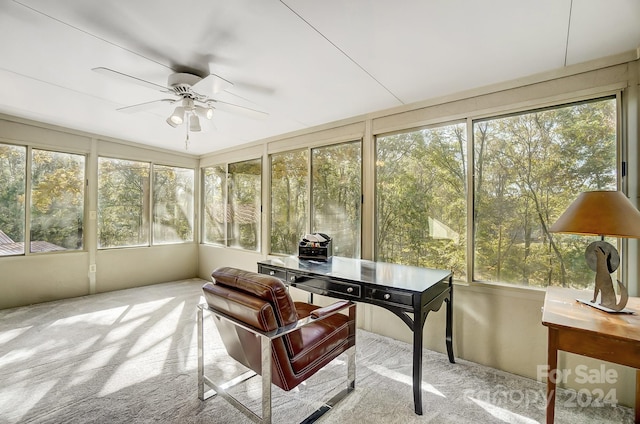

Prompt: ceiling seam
[
  {"left": 563, "top": 0, "right": 573, "bottom": 67},
  {"left": 279, "top": 1, "right": 404, "bottom": 105},
  {"left": 12, "top": 0, "right": 173, "bottom": 72}
]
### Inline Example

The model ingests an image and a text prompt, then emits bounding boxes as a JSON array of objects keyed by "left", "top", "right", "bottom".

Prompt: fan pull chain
[{"left": 184, "top": 122, "right": 190, "bottom": 150}]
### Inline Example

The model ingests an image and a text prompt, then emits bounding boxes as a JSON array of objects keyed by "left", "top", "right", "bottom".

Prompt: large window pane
[
  {"left": 98, "top": 157, "right": 150, "bottom": 248},
  {"left": 0, "top": 144, "right": 26, "bottom": 256},
  {"left": 376, "top": 123, "right": 467, "bottom": 278},
  {"left": 473, "top": 98, "right": 617, "bottom": 287},
  {"left": 30, "top": 149, "right": 85, "bottom": 252},
  {"left": 270, "top": 150, "right": 308, "bottom": 255},
  {"left": 202, "top": 165, "right": 226, "bottom": 245},
  {"left": 312, "top": 141, "right": 361, "bottom": 258},
  {"left": 153, "top": 165, "right": 194, "bottom": 244},
  {"left": 228, "top": 158, "right": 261, "bottom": 250}
]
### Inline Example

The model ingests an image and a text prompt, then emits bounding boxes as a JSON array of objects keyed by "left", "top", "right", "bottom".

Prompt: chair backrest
[{"left": 208, "top": 266, "right": 298, "bottom": 329}]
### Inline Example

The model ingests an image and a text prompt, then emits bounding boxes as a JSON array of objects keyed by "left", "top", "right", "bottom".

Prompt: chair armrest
[
  {"left": 199, "top": 300, "right": 355, "bottom": 340},
  {"left": 310, "top": 300, "right": 352, "bottom": 319}
]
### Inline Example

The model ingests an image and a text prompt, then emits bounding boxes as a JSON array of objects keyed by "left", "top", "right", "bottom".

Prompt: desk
[
  {"left": 257, "top": 256, "right": 454, "bottom": 415},
  {"left": 541, "top": 287, "right": 640, "bottom": 423}
]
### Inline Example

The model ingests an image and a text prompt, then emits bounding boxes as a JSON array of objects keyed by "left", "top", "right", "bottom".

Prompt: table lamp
[{"left": 549, "top": 190, "right": 640, "bottom": 312}]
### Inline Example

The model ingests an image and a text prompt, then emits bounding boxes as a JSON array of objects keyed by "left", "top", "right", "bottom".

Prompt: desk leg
[
  {"left": 547, "top": 328, "right": 558, "bottom": 424},
  {"left": 413, "top": 312, "right": 424, "bottom": 416},
  {"left": 445, "top": 285, "right": 455, "bottom": 364}
]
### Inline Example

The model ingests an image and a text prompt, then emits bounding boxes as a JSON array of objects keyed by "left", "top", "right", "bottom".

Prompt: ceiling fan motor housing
[{"left": 168, "top": 73, "right": 202, "bottom": 96}]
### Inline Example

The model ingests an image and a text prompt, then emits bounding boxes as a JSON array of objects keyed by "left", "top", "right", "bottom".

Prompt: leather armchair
[{"left": 198, "top": 267, "right": 356, "bottom": 423}]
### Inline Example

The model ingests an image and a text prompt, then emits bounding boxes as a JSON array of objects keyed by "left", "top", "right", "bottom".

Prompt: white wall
[{"left": 0, "top": 119, "right": 200, "bottom": 309}]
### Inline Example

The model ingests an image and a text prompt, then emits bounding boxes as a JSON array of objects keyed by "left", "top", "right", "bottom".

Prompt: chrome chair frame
[{"left": 197, "top": 301, "right": 356, "bottom": 424}]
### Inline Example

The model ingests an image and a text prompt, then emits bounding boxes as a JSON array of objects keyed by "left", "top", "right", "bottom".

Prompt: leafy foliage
[
  {"left": 474, "top": 98, "right": 617, "bottom": 287},
  {"left": 312, "top": 142, "right": 361, "bottom": 258},
  {"left": 98, "top": 158, "right": 150, "bottom": 248},
  {"left": 202, "top": 165, "right": 226, "bottom": 245},
  {"left": 228, "top": 158, "right": 261, "bottom": 250},
  {"left": 0, "top": 144, "right": 26, "bottom": 246},
  {"left": 270, "top": 150, "right": 308, "bottom": 254},
  {"left": 153, "top": 165, "right": 194, "bottom": 244},
  {"left": 30, "top": 150, "right": 85, "bottom": 250},
  {"left": 376, "top": 123, "right": 467, "bottom": 278}
]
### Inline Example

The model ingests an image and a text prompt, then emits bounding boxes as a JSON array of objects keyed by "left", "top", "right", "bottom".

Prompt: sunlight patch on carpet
[
  {"left": 367, "top": 363, "right": 446, "bottom": 397},
  {"left": 468, "top": 397, "right": 539, "bottom": 424}
]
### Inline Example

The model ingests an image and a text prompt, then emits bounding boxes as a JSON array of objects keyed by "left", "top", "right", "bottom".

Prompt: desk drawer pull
[
  {"left": 269, "top": 270, "right": 275, "bottom": 276},
  {"left": 384, "top": 293, "right": 391, "bottom": 300},
  {"left": 347, "top": 287, "right": 353, "bottom": 293}
]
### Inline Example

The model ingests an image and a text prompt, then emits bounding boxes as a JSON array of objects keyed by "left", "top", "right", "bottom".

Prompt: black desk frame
[{"left": 257, "top": 256, "right": 455, "bottom": 415}]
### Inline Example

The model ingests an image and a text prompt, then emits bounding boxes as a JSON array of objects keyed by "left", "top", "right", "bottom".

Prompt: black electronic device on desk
[{"left": 298, "top": 233, "right": 332, "bottom": 261}]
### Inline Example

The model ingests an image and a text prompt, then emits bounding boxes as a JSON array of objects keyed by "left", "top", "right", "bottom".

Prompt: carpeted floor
[{"left": 0, "top": 279, "right": 634, "bottom": 423}]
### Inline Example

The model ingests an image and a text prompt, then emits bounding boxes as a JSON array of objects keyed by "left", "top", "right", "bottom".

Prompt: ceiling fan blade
[
  {"left": 117, "top": 98, "right": 177, "bottom": 113},
  {"left": 93, "top": 67, "right": 170, "bottom": 93},
  {"left": 209, "top": 99, "right": 268, "bottom": 119},
  {"left": 192, "top": 73, "right": 233, "bottom": 95}
]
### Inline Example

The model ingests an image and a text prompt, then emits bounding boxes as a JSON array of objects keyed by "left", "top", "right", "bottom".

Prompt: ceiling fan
[{"left": 93, "top": 67, "right": 267, "bottom": 148}]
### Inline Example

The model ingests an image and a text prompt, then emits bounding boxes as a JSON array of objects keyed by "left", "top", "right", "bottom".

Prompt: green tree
[
  {"left": 312, "top": 142, "right": 361, "bottom": 258},
  {"left": 271, "top": 150, "right": 308, "bottom": 254},
  {"left": 30, "top": 150, "right": 85, "bottom": 250},
  {"left": 474, "top": 98, "right": 616, "bottom": 287},
  {"left": 98, "top": 158, "right": 149, "bottom": 248},
  {"left": 376, "top": 123, "right": 467, "bottom": 277},
  {"left": 0, "top": 144, "right": 26, "bottom": 248}
]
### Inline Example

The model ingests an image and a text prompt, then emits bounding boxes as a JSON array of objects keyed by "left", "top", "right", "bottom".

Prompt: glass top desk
[{"left": 258, "top": 256, "right": 455, "bottom": 415}]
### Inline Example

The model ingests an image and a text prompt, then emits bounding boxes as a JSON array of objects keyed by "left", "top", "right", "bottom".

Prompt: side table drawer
[{"left": 365, "top": 287, "right": 413, "bottom": 307}]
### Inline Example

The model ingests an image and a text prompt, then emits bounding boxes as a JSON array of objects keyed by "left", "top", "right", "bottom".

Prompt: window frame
[
  {"left": 201, "top": 157, "right": 263, "bottom": 252},
  {"left": 468, "top": 94, "right": 621, "bottom": 288},
  {"left": 373, "top": 120, "right": 468, "bottom": 276},
  {"left": 97, "top": 156, "right": 197, "bottom": 250},
  {"left": 0, "top": 142, "right": 88, "bottom": 257}
]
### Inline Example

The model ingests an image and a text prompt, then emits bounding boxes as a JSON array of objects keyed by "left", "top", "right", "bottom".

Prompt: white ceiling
[{"left": 0, "top": 0, "right": 639, "bottom": 155}]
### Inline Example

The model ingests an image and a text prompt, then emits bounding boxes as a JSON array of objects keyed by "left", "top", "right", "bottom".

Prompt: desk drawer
[
  {"left": 365, "top": 287, "right": 413, "bottom": 307},
  {"left": 291, "top": 275, "right": 361, "bottom": 299},
  {"left": 258, "top": 265, "right": 286, "bottom": 281}
]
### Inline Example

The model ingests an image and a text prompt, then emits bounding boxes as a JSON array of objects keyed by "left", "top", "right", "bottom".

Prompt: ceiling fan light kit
[
  {"left": 93, "top": 67, "right": 267, "bottom": 150},
  {"left": 168, "top": 105, "right": 186, "bottom": 126},
  {"left": 189, "top": 114, "right": 202, "bottom": 132}
]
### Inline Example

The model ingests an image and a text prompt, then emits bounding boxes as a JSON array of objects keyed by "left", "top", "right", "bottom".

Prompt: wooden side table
[{"left": 542, "top": 286, "right": 640, "bottom": 423}]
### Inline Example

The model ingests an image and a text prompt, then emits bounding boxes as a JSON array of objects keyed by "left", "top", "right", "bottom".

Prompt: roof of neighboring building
[
  {"left": 0, "top": 230, "right": 14, "bottom": 244},
  {"left": 0, "top": 237, "right": 67, "bottom": 256}
]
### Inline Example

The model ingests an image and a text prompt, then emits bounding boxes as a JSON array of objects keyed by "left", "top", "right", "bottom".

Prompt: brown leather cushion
[
  {"left": 211, "top": 267, "right": 298, "bottom": 327},
  {"left": 288, "top": 304, "right": 353, "bottom": 374},
  {"left": 202, "top": 282, "right": 278, "bottom": 332}
]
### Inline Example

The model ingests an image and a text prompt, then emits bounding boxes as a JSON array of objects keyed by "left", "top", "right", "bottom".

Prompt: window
[
  {"left": 203, "top": 159, "right": 262, "bottom": 251},
  {"left": 153, "top": 165, "right": 194, "bottom": 244},
  {"left": 0, "top": 144, "right": 26, "bottom": 256},
  {"left": 376, "top": 123, "right": 467, "bottom": 277},
  {"left": 30, "top": 149, "right": 85, "bottom": 252},
  {"left": 473, "top": 97, "right": 617, "bottom": 287},
  {"left": 0, "top": 144, "right": 85, "bottom": 257},
  {"left": 270, "top": 150, "right": 308, "bottom": 255},
  {"left": 98, "top": 157, "right": 150, "bottom": 248},
  {"left": 202, "top": 165, "right": 226, "bottom": 245},
  {"left": 312, "top": 141, "right": 361, "bottom": 258},
  {"left": 228, "top": 158, "right": 261, "bottom": 250}
]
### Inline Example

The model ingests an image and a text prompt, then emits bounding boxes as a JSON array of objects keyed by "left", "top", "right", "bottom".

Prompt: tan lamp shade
[{"left": 549, "top": 190, "right": 640, "bottom": 238}]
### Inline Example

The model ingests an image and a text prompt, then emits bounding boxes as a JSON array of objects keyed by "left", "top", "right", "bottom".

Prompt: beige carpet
[{"left": 0, "top": 279, "right": 634, "bottom": 423}]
